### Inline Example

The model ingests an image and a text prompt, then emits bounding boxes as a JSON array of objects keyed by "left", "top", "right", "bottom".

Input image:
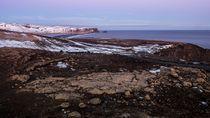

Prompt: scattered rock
[
  {"left": 192, "top": 87, "right": 203, "bottom": 94},
  {"left": 104, "top": 89, "right": 116, "bottom": 95},
  {"left": 144, "top": 94, "right": 151, "bottom": 101},
  {"left": 179, "top": 59, "right": 186, "bottom": 62},
  {"left": 160, "top": 66, "right": 170, "bottom": 75},
  {"left": 183, "top": 81, "right": 192, "bottom": 87},
  {"left": 170, "top": 68, "right": 179, "bottom": 78},
  {"left": 196, "top": 78, "right": 206, "bottom": 83},
  {"left": 89, "top": 88, "right": 103, "bottom": 95},
  {"left": 101, "top": 69, "right": 108, "bottom": 72},
  {"left": 125, "top": 90, "right": 131, "bottom": 97},
  {"left": 89, "top": 98, "right": 101, "bottom": 105},
  {"left": 68, "top": 111, "right": 81, "bottom": 118},
  {"left": 55, "top": 93, "right": 70, "bottom": 101},
  {"left": 120, "top": 113, "right": 131, "bottom": 118},
  {"left": 136, "top": 112, "right": 151, "bottom": 118},
  {"left": 144, "top": 87, "right": 155, "bottom": 93},
  {"left": 199, "top": 101, "right": 208, "bottom": 108},
  {"left": 79, "top": 102, "right": 86, "bottom": 108},
  {"left": 160, "top": 66, "right": 179, "bottom": 78},
  {"left": 60, "top": 102, "right": 69, "bottom": 108},
  {"left": 70, "top": 68, "right": 76, "bottom": 71},
  {"left": 193, "top": 62, "right": 200, "bottom": 65},
  {"left": 137, "top": 96, "right": 144, "bottom": 101},
  {"left": 175, "top": 83, "right": 182, "bottom": 88},
  {"left": 178, "top": 77, "right": 183, "bottom": 80},
  {"left": 35, "top": 87, "right": 57, "bottom": 94},
  {"left": 197, "top": 72, "right": 207, "bottom": 78},
  {"left": 11, "top": 74, "right": 30, "bottom": 82}
]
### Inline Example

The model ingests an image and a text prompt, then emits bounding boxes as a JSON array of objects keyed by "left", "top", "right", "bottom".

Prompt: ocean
[{"left": 59, "top": 30, "right": 210, "bottom": 49}]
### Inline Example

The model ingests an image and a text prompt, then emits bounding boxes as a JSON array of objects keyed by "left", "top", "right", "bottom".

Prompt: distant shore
[{"left": 58, "top": 30, "right": 210, "bottom": 49}]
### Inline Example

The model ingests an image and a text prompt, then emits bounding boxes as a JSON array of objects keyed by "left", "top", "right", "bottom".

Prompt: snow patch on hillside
[
  {"left": 0, "top": 40, "right": 40, "bottom": 49},
  {"left": 56, "top": 62, "right": 69, "bottom": 68}
]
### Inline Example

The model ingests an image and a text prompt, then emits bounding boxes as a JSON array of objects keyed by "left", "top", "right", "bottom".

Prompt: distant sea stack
[
  {"left": 0, "top": 23, "right": 99, "bottom": 34},
  {"left": 102, "top": 31, "right": 108, "bottom": 33}
]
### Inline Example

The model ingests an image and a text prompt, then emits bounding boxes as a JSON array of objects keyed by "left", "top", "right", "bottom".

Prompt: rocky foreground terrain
[{"left": 0, "top": 30, "right": 210, "bottom": 118}]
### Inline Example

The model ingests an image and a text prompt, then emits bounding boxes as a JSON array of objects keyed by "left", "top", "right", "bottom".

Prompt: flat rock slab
[{"left": 22, "top": 71, "right": 155, "bottom": 97}]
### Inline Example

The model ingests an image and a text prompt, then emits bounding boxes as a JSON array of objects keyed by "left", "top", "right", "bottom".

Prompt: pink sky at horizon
[{"left": 1, "top": 0, "right": 210, "bottom": 29}]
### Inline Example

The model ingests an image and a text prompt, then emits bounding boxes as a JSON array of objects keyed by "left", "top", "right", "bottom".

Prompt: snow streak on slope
[{"left": 0, "top": 38, "right": 172, "bottom": 55}]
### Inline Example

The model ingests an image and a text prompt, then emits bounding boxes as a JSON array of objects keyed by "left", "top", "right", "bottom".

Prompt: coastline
[{"left": 64, "top": 30, "right": 210, "bottom": 49}]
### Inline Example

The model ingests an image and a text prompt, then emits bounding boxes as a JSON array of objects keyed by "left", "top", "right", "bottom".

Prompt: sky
[{"left": 0, "top": 0, "right": 210, "bottom": 30}]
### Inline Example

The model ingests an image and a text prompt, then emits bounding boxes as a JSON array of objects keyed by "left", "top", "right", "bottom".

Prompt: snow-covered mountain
[{"left": 0, "top": 23, "right": 98, "bottom": 34}]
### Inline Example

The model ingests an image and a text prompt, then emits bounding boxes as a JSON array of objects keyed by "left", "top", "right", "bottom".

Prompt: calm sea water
[{"left": 61, "top": 30, "right": 210, "bottom": 49}]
